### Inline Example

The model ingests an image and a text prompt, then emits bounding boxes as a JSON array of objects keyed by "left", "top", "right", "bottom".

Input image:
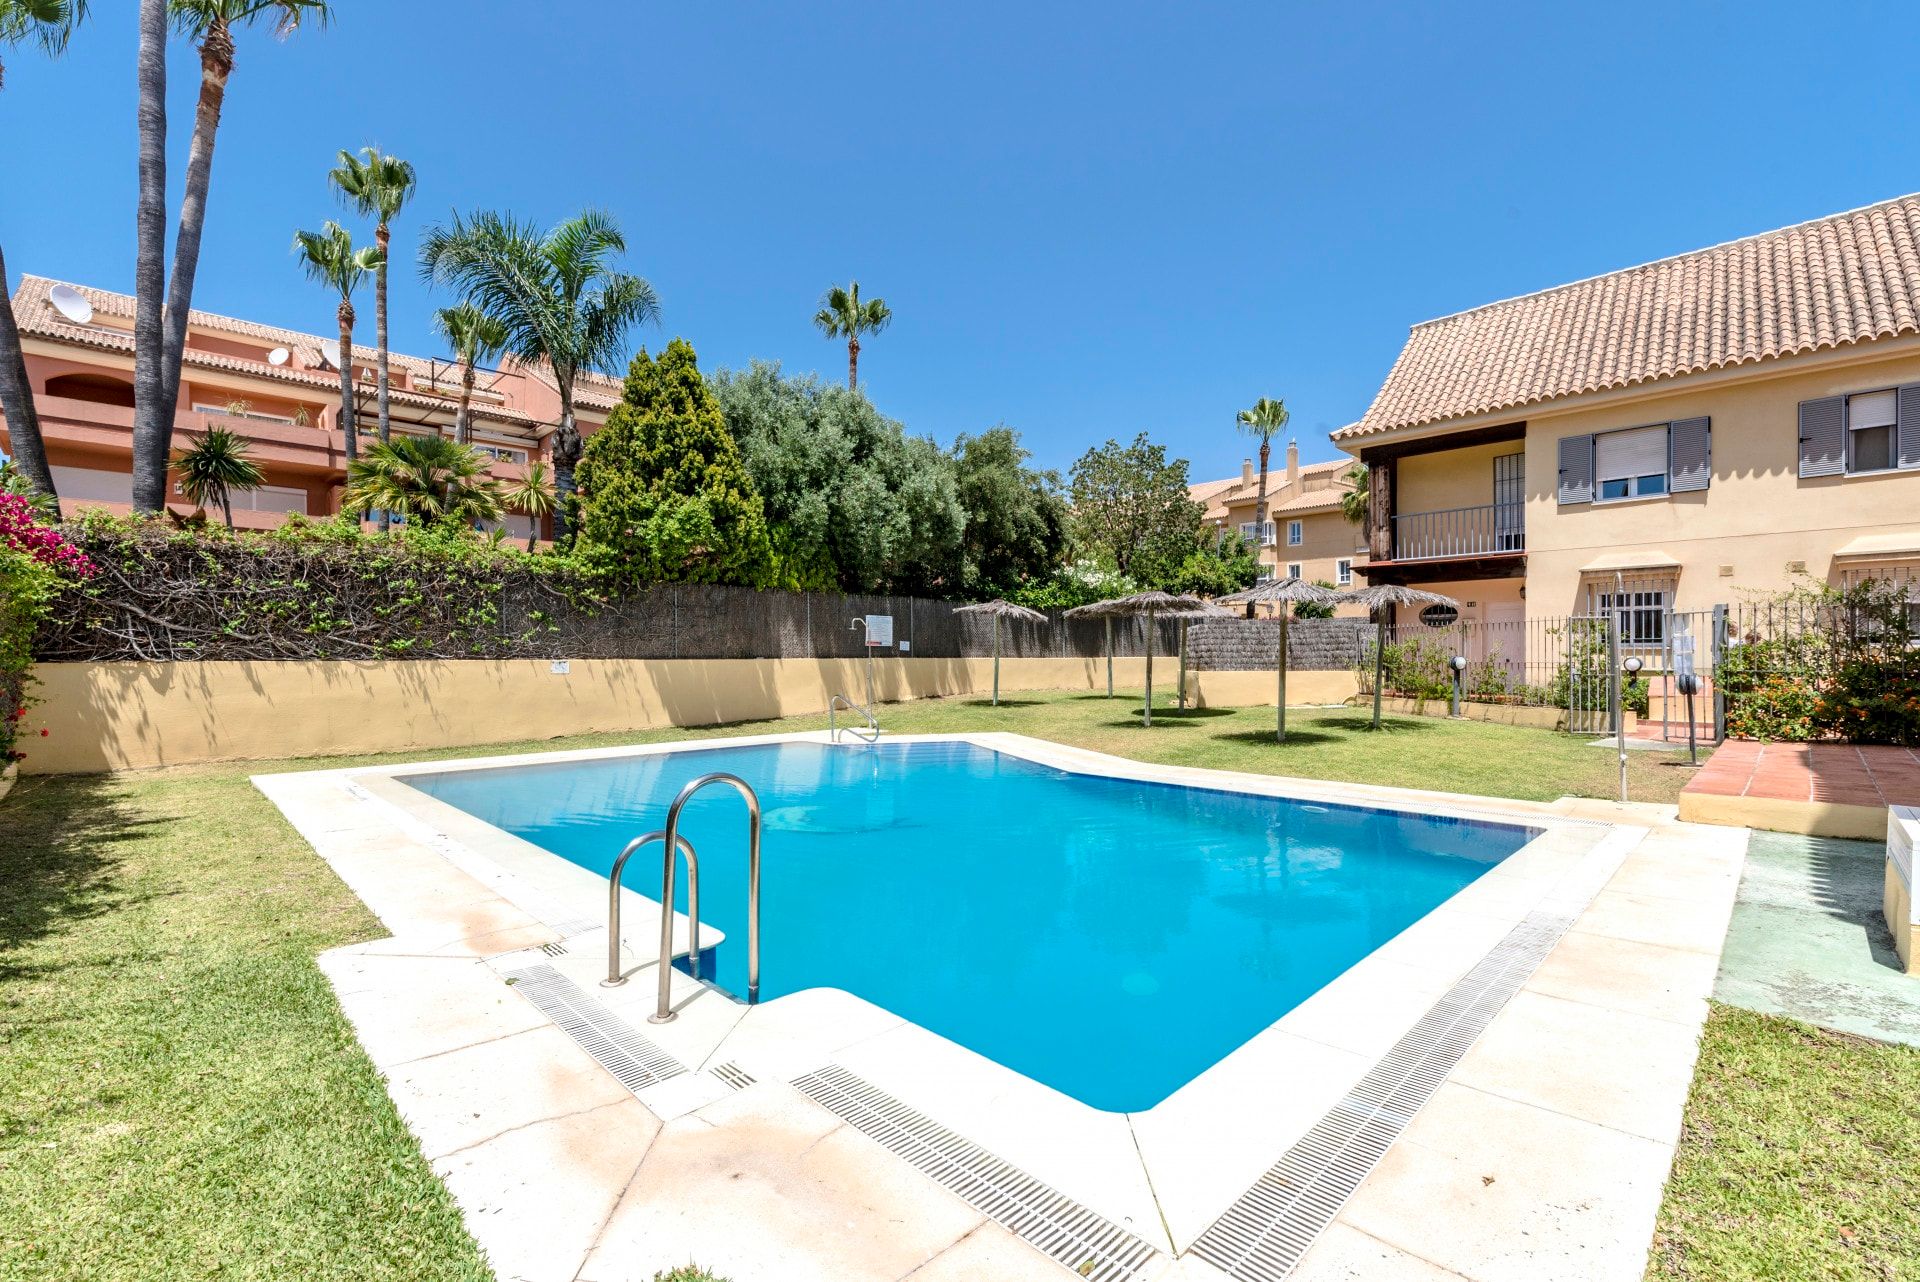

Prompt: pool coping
[{"left": 255, "top": 732, "right": 1746, "bottom": 1281}]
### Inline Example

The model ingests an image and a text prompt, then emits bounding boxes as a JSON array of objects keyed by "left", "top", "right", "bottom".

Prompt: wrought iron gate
[{"left": 1563, "top": 613, "right": 1614, "bottom": 735}]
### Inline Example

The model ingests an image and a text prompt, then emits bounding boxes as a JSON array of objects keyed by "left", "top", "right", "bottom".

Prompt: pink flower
[{"left": 0, "top": 494, "right": 95, "bottom": 577}]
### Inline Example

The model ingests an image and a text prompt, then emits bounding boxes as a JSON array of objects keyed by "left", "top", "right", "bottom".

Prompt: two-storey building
[
  {"left": 1, "top": 274, "right": 626, "bottom": 539},
  {"left": 1192, "top": 441, "right": 1367, "bottom": 614},
  {"left": 1338, "top": 194, "right": 1920, "bottom": 639}
]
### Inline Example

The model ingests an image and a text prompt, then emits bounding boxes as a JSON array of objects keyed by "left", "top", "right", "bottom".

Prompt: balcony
[{"left": 1390, "top": 502, "right": 1525, "bottom": 561}]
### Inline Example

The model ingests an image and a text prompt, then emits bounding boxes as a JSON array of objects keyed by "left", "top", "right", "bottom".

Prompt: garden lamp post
[
  {"left": 1619, "top": 655, "right": 1644, "bottom": 803},
  {"left": 1449, "top": 654, "right": 1468, "bottom": 717},
  {"left": 1219, "top": 577, "right": 1342, "bottom": 742},
  {"left": 953, "top": 599, "right": 1048, "bottom": 707},
  {"left": 1337, "top": 584, "right": 1462, "bottom": 730}
]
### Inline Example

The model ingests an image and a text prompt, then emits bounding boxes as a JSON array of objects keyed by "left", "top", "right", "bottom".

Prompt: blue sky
[{"left": 5, "top": 1, "right": 1918, "bottom": 481}]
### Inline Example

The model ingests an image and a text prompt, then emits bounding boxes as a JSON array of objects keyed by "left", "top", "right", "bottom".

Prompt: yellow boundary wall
[{"left": 21, "top": 659, "right": 1366, "bottom": 774}]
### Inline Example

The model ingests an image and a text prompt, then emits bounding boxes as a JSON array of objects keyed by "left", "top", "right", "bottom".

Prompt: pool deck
[
  {"left": 257, "top": 732, "right": 1748, "bottom": 1282},
  {"left": 1679, "top": 739, "right": 1920, "bottom": 839}
]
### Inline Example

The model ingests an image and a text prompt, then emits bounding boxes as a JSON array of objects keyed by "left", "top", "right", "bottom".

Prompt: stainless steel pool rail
[
  {"left": 650, "top": 773, "right": 763, "bottom": 1023},
  {"left": 601, "top": 830, "right": 699, "bottom": 988},
  {"left": 828, "top": 693, "right": 880, "bottom": 743}
]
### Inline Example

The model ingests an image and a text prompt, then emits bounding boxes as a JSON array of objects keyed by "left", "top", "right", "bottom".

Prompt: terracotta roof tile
[{"left": 1340, "top": 194, "right": 1920, "bottom": 440}]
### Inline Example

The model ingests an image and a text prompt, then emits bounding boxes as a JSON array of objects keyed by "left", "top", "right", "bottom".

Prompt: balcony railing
[{"left": 1391, "top": 502, "right": 1525, "bottom": 561}]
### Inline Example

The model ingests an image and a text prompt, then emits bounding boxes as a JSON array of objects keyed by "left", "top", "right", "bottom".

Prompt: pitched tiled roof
[
  {"left": 1339, "top": 193, "right": 1920, "bottom": 440},
  {"left": 1193, "top": 457, "right": 1356, "bottom": 519},
  {"left": 12, "top": 275, "right": 541, "bottom": 429}
]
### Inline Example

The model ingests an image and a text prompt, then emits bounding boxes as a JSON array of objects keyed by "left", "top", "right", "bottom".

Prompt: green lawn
[
  {"left": 1648, "top": 1005, "right": 1920, "bottom": 1281},
  {"left": 0, "top": 689, "right": 1735, "bottom": 1278}
]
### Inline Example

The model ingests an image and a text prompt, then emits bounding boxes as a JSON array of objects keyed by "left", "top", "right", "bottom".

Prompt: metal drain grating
[
  {"left": 501, "top": 964, "right": 687, "bottom": 1092},
  {"left": 539, "top": 941, "right": 569, "bottom": 958},
  {"left": 548, "top": 917, "right": 601, "bottom": 939},
  {"left": 711, "top": 1061, "right": 755, "bottom": 1091},
  {"left": 794, "top": 1064, "right": 1159, "bottom": 1282},
  {"left": 1189, "top": 912, "right": 1575, "bottom": 1282}
]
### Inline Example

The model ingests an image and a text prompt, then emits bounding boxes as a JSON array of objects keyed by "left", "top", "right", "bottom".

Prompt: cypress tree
[{"left": 573, "top": 338, "right": 775, "bottom": 585}]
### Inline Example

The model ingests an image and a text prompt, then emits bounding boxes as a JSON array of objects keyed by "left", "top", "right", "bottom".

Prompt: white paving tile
[{"left": 326, "top": 952, "right": 545, "bottom": 1069}]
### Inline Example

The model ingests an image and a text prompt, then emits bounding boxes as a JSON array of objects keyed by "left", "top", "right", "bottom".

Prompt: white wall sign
[
  {"left": 863, "top": 615, "right": 894, "bottom": 647},
  {"left": 550, "top": 660, "right": 571, "bottom": 675}
]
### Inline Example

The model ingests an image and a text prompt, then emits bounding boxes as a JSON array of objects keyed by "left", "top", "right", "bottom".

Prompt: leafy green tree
[
  {"left": 573, "top": 339, "right": 774, "bottom": 586},
  {"left": 1067, "top": 433, "right": 1202, "bottom": 585},
  {"left": 1163, "top": 530, "right": 1260, "bottom": 598},
  {"left": 711, "top": 361, "right": 963, "bottom": 594},
  {"left": 344, "top": 434, "right": 503, "bottom": 528},
  {"left": 173, "top": 424, "right": 262, "bottom": 529},
  {"left": 419, "top": 208, "right": 660, "bottom": 542},
  {"left": 952, "top": 426, "right": 1066, "bottom": 596},
  {"left": 1291, "top": 580, "right": 1340, "bottom": 619},
  {"left": 431, "top": 302, "right": 507, "bottom": 445},
  {"left": 812, "top": 280, "right": 891, "bottom": 389}
]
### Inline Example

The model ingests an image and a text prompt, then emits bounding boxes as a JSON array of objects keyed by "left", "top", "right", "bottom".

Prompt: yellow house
[
  {"left": 1191, "top": 442, "right": 1368, "bottom": 614},
  {"left": 1336, "top": 194, "right": 1920, "bottom": 633}
]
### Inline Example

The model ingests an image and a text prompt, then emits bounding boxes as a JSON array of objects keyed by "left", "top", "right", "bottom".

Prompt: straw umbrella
[
  {"left": 954, "top": 599, "right": 1048, "bottom": 706},
  {"left": 1338, "top": 583, "right": 1461, "bottom": 729},
  {"left": 1220, "top": 577, "right": 1342, "bottom": 742},
  {"left": 1065, "top": 591, "right": 1217, "bottom": 727}
]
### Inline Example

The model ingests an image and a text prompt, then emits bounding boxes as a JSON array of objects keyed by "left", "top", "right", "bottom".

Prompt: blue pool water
[{"left": 404, "top": 741, "right": 1537, "bottom": 1112}]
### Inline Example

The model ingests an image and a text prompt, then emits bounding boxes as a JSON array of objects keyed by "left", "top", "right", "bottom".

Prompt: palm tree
[
  {"left": 329, "top": 147, "right": 414, "bottom": 447},
  {"left": 174, "top": 424, "right": 262, "bottom": 529},
  {"left": 419, "top": 208, "right": 659, "bottom": 544},
  {"left": 1339, "top": 463, "right": 1369, "bottom": 529},
  {"left": 499, "top": 460, "right": 555, "bottom": 550},
  {"left": 0, "top": 0, "right": 89, "bottom": 513},
  {"left": 1235, "top": 396, "right": 1288, "bottom": 546},
  {"left": 431, "top": 302, "right": 507, "bottom": 444},
  {"left": 344, "top": 434, "right": 504, "bottom": 528},
  {"left": 137, "top": 0, "right": 330, "bottom": 510},
  {"left": 813, "top": 281, "right": 890, "bottom": 389},
  {"left": 130, "top": 0, "right": 167, "bottom": 512},
  {"left": 292, "top": 221, "right": 380, "bottom": 471}
]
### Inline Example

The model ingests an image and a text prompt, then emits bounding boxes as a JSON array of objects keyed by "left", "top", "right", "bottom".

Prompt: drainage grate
[
  {"left": 501, "top": 964, "right": 687, "bottom": 1093},
  {"left": 549, "top": 917, "right": 601, "bottom": 939},
  {"left": 539, "top": 941, "right": 569, "bottom": 958},
  {"left": 1189, "top": 912, "right": 1575, "bottom": 1282},
  {"left": 711, "top": 1061, "right": 755, "bottom": 1091},
  {"left": 794, "top": 1064, "right": 1159, "bottom": 1282}
]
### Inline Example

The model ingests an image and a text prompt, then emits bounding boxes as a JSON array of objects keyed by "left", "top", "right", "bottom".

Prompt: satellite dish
[
  {"left": 47, "top": 284, "right": 93, "bottom": 326},
  {"left": 267, "top": 346, "right": 290, "bottom": 367},
  {"left": 318, "top": 338, "right": 342, "bottom": 369}
]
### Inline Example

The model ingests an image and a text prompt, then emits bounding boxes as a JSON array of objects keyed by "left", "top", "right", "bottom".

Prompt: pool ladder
[
  {"left": 601, "top": 772, "right": 762, "bottom": 1025},
  {"left": 828, "top": 693, "right": 880, "bottom": 743}
]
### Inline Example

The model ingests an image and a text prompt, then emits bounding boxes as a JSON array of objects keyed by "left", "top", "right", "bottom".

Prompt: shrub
[
  {"left": 1718, "top": 579, "right": 1920, "bottom": 744},
  {"left": 0, "top": 494, "right": 95, "bottom": 763}
]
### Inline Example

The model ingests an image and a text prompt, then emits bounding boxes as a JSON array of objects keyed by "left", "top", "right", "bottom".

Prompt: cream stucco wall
[
  {"left": 1213, "top": 493, "right": 1367, "bottom": 615},
  {"left": 21, "top": 657, "right": 1156, "bottom": 775},
  {"left": 1521, "top": 342, "right": 1920, "bottom": 615},
  {"left": 1396, "top": 440, "right": 1521, "bottom": 515}
]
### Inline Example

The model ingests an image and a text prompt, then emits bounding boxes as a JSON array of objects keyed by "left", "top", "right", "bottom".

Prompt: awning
[
  {"left": 1831, "top": 532, "right": 1920, "bottom": 561},
  {"left": 1578, "top": 551, "right": 1681, "bottom": 574}
]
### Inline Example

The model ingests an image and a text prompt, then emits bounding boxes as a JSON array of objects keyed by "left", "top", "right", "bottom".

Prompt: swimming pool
[{"left": 403, "top": 739, "right": 1538, "bottom": 1112}]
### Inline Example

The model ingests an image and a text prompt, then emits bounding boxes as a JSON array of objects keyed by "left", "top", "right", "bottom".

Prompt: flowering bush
[
  {"left": 1719, "top": 579, "right": 1920, "bottom": 744},
  {"left": 0, "top": 494, "right": 95, "bottom": 764}
]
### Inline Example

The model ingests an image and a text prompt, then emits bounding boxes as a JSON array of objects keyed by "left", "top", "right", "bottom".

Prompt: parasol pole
[
  {"left": 991, "top": 616, "right": 1001, "bottom": 706},
  {"left": 1105, "top": 617, "right": 1114, "bottom": 697},
  {"left": 1371, "top": 606, "right": 1388, "bottom": 730},
  {"left": 1278, "top": 607, "right": 1289, "bottom": 742},
  {"left": 1143, "top": 608, "right": 1155, "bottom": 727}
]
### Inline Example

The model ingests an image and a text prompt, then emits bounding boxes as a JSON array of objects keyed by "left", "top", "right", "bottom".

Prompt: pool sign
[
  {"left": 863, "top": 614, "right": 894, "bottom": 647},
  {"left": 1673, "top": 634, "right": 1696, "bottom": 677}
]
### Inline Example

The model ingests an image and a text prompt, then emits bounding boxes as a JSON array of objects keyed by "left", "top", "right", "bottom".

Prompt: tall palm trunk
[
  {"left": 130, "top": 0, "right": 169, "bottom": 513},
  {"left": 336, "top": 299, "right": 358, "bottom": 468},
  {"left": 0, "top": 244, "right": 58, "bottom": 513},
  {"left": 847, "top": 335, "right": 859, "bottom": 389},
  {"left": 550, "top": 384, "right": 580, "bottom": 545},
  {"left": 1250, "top": 434, "right": 1271, "bottom": 617},
  {"left": 152, "top": 17, "right": 233, "bottom": 480},
  {"left": 219, "top": 488, "right": 234, "bottom": 531},
  {"left": 372, "top": 220, "right": 391, "bottom": 530},
  {"left": 455, "top": 359, "right": 474, "bottom": 444}
]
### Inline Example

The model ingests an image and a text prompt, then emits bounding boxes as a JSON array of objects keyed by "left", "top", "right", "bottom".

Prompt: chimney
[
  {"left": 1240, "top": 458, "right": 1254, "bottom": 486},
  {"left": 1286, "top": 440, "right": 1300, "bottom": 492}
]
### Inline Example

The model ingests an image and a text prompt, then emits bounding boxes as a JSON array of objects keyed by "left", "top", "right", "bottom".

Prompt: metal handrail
[
  {"left": 601, "top": 829, "right": 698, "bottom": 988},
  {"left": 650, "top": 773, "right": 763, "bottom": 1024},
  {"left": 1390, "top": 501, "right": 1525, "bottom": 561},
  {"left": 828, "top": 693, "right": 880, "bottom": 743}
]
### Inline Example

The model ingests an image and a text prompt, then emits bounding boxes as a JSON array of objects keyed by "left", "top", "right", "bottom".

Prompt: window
[
  {"left": 1336, "top": 558, "right": 1353, "bottom": 586},
  {"left": 192, "top": 402, "right": 295, "bottom": 425},
  {"left": 1595, "top": 588, "right": 1670, "bottom": 646},
  {"left": 1255, "top": 566, "right": 1277, "bottom": 583},
  {"left": 1287, "top": 519, "right": 1303, "bottom": 546},
  {"left": 1595, "top": 425, "right": 1669, "bottom": 500},
  {"left": 1238, "top": 521, "right": 1275, "bottom": 546},
  {"left": 471, "top": 442, "right": 530, "bottom": 465},
  {"left": 1847, "top": 390, "right": 1897, "bottom": 474},
  {"left": 1286, "top": 562, "right": 1302, "bottom": 579}
]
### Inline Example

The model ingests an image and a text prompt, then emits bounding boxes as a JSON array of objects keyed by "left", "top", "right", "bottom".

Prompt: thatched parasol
[
  {"left": 954, "top": 599, "right": 1048, "bottom": 706},
  {"left": 1337, "top": 583, "right": 1461, "bottom": 729},
  {"left": 1219, "top": 577, "right": 1343, "bottom": 741},
  {"left": 1065, "top": 591, "right": 1218, "bottom": 726}
]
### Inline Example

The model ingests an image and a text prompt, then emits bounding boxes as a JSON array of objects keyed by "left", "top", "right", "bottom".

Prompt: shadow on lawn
[
  {"left": 957, "top": 698, "right": 1050, "bottom": 709},
  {"left": 0, "top": 774, "right": 158, "bottom": 984},
  {"left": 1210, "top": 728, "right": 1349, "bottom": 748}
]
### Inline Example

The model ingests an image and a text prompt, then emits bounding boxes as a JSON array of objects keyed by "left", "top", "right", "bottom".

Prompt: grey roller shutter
[
  {"left": 1798, "top": 396, "right": 1845, "bottom": 477},
  {"left": 1899, "top": 383, "right": 1920, "bottom": 470},
  {"left": 1668, "top": 417, "right": 1711, "bottom": 492},
  {"left": 1556, "top": 433, "right": 1594, "bottom": 504}
]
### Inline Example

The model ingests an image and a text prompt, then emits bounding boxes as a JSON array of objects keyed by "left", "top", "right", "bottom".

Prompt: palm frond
[{"left": 291, "top": 220, "right": 373, "bottom": 297}]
